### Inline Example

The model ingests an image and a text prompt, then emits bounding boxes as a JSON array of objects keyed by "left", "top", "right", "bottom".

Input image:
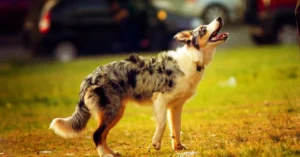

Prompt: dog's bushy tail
[{"left": 49, "top": 101, "right": 91, "bottom": 138}]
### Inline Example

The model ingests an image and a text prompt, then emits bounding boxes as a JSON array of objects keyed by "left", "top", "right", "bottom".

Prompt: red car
[{"left": 244, "top": 0, "right": 297, "bottom": 44}]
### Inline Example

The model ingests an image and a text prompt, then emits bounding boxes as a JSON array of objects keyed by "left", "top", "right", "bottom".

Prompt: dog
[{"left": 49, "top": 17, "right": 228, "bottom": 157}]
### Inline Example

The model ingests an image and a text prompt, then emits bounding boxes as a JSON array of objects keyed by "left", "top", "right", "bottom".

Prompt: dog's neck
[
  {"left": 185, "top": 45, "right": 216, "bottom": 67},
  {"left": 170, "top": 45, "right": 216, "bottom": 76}
]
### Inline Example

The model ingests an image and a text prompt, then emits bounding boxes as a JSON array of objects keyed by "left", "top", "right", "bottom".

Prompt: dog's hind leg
[
  {"left": 94, "top": 102, "right": 125, "bottom": 157},
  {"left": 84, "top": 84, "right": 126, "bottom": 157},
  {"left": 152, "top": 94, "right": 168, "bottom": 150}
]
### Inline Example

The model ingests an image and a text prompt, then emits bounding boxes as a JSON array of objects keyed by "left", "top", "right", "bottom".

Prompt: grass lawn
[{"left": 0, "top": 45, "right": 299, "bottom": 157}]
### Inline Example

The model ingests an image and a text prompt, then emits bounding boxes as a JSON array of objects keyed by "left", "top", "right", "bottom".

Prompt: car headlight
[{"left": 157, "top": 10, "right": 167, "bottom": 21}]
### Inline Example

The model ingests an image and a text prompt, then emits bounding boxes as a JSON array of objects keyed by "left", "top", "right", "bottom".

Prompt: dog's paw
[
  {"left": 113, "top": 151, "right": 121, "bottom": 156},
  {"left": 173, "top": 143, "right": 186, "bottom": 150},
  {"left": 152, "top": 142, "right": 161, "bottom": 150},
  {"left": 100, "top": 154, "right": 114, "bottom": 157}
]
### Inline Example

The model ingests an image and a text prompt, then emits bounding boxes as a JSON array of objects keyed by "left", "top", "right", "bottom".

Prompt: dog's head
[{"left": 174, "top": 17, "right": 228, "bottom": 49}]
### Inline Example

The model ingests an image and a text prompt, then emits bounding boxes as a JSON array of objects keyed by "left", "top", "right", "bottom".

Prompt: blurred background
[
  {"left": 1, "top": 1, "right": 299, "bottom": 156},
  {"left": 0, "top": 0, "right": 297, "bottom": 63}
]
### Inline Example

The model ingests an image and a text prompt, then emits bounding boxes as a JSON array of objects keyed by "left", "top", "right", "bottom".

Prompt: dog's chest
[{"left": 171, "top": 70, "right": 204, "bottom": 100}]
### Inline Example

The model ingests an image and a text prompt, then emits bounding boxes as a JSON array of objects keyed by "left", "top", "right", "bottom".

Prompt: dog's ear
[{"left": 174, "top": 30, "right": 193, "bottom": 43}]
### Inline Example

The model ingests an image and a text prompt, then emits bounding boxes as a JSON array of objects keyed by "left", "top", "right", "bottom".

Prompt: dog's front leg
[
  {"left": 152, "top": 96, "right": 168, "bottom": 150},
  {"left": 167, "top": 104, "right": 186, "bottom": 150}
]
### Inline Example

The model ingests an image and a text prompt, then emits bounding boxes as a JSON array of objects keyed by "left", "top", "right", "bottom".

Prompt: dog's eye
[
  {"left": 200, "top": 27, "right": 206, "bottom": 33},
  {"left": 199, "top": 27, "right": 206, "bottom": 36}
]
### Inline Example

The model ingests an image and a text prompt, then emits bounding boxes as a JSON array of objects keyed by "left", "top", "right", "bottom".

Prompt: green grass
[{"left": 0, "top": 45, "right": 299, "bottom": 157}]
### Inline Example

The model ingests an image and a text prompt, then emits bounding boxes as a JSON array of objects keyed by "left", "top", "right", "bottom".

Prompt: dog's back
[{"left": 80, "top": 53, "right": 184, "bottom": 103}]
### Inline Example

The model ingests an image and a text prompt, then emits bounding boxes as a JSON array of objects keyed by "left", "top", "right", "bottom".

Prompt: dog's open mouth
[{"left": 209, "top": 24, "right": 229, "bottom": 42}]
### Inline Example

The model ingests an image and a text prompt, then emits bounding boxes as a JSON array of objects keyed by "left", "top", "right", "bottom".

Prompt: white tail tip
[{"left": 49, "top": 118, "right": 81, "bottom": 138}]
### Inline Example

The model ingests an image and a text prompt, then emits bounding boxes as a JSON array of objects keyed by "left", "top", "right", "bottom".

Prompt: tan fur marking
[
  {"left": 84, "top": 85, "right": 104, "bottom": 118},
  {"left": 174, "top": 30, "right": 193, "bottom": 43},
  {"left": 96, "top": 98, "right": 127, "bottom": 155}
]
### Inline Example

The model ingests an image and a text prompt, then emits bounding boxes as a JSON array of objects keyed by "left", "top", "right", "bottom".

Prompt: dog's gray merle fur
[
  {"left": 76, "top": 52, "right": 184, "bottom": 146},
  {"left": 80, "top": 53, "right": 184, "bottom": 102}
]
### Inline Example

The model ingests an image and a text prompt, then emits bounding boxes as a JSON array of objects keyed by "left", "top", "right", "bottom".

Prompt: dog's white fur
[
  {"left": 150, "top": 19, "right": 223, "bottom": 150},
  {"left": 150, "top": 46, "right": 216, "bottom": 149},
  {"left": 49, "top": 118, "right": 82, "bottom": 138}
]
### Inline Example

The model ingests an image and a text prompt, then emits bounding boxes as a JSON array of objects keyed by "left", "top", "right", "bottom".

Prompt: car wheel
[
  {"left": 202, "top": 5, "right": 228, "bottom": 24},
  {"left": 276, "top": 24, "right": 297, "bottom": 44},
  {"left": 53, "top": 41, "right": 78, "bottom": 63}
]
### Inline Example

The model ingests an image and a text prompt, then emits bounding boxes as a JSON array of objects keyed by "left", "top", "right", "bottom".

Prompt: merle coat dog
[{"left": 50, "top": 17, "right": 229, "bottom": 157}]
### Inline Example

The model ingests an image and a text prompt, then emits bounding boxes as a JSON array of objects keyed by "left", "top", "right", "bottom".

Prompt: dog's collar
[{"left": 195, "top": 62, "right": 205, "bottom": 72}]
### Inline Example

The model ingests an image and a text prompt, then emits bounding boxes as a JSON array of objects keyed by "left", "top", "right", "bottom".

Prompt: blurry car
[
  {"left": 0, "top": 0, "right": 31, "bottom": 34},
  {"left": 244, "top": 0, "right": 297, "bottom": 45},
  {"left": 164, "top": 12, "right": 202, "bottom": 50},
  {"left": 152, "top": 0, "right": 245, "bottom": 24},
  {"left": 22, "top": 0, "right": 197, "bottom": 62}
]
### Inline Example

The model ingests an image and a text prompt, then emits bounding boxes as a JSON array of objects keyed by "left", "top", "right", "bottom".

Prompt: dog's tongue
[
  {"left": 211, "top": 33, "right": 229, "bottom": 41},
  {"left": 217, "top": 33, "right": 229, "bottom": 39}
]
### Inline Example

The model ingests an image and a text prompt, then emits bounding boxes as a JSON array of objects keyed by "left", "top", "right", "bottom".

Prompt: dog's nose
[{"left": 216, "top": 17, "right": 223, "bottom": 23}]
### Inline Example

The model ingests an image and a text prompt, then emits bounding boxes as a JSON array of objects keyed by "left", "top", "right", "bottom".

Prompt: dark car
[
  {"left": 0, "top": 0, "right": 31, "bottom": 34},
  {"left": 23, "top": 0, "right": 184, "bottom": 62},
  {"left": 244, "top": 0, "right": 297, "bottom": 45}
]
